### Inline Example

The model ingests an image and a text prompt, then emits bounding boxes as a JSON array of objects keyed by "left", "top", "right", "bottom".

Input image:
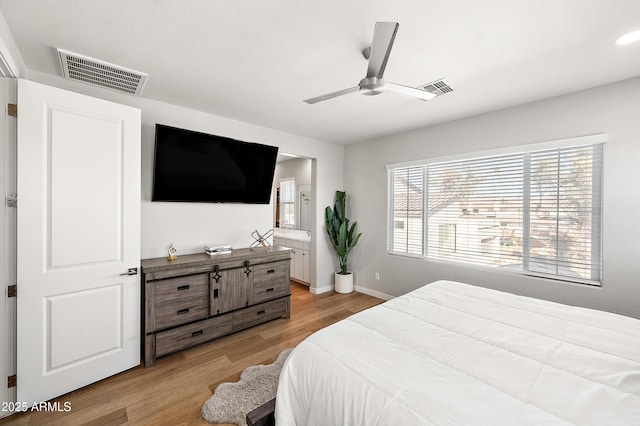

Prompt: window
[
  {"left": 388, "top": 165, "right": 424, "bottom": 255},
  {"left": 387, "top": 136, "right": 603, "bottom": 285},
  {"left": 279, "top": 178, "right": 295, "bottom": 228},
  {"left": 438, "top": 224, "right": 457, "bottom": 255}
]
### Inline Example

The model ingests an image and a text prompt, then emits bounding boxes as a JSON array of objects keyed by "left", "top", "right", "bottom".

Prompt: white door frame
[
  {"left": 1, "top": 77, "right": 17, "bottom": 418},
  {"left": 0, "top": 18, "right": 24, "bottom": 416}
]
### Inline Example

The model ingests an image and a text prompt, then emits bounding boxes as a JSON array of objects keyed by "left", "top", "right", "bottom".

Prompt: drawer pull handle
[
  {"left": 177, "top": 285, "right": 190, "bottom": 291},
  {"left": 266, "top": 288, "right": 274, "bottom": 293},
  {"left": 191, "top": 330, "right": 203, "bottom": 337},
  {"left": 257, "top": 310, "right": 266, "bottom": 316},
  {"left": 213, "top": 288, "right": 219, "bottom": 299},
  {"left": 177, "top": 308, "right": 189, "bottom": 315},
  {"left": 267, "top": 269, "right": 275, "bottom": 274}
]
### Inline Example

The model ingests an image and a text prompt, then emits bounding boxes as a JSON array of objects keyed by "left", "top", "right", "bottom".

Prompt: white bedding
[{"left": 275, "top": 280, "right": 640, "bottom": 425}]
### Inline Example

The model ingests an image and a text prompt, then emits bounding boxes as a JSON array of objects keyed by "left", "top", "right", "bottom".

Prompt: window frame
[{"left": 386, "top": 134, "right": 605, "bottom": 286}]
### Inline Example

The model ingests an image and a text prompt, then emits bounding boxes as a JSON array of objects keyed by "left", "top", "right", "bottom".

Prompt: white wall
[
  {"left": 26, "top": 71, "right": 344, "bottom": 292},
  {"left": 274, "top": 157, "right": 312, "bottom": 188},
  {"left": 345, "top": 77, "right": 640, "bottom": 318},
  {"left": 0, "top": 8, "right": 26, "bottom": 77}
]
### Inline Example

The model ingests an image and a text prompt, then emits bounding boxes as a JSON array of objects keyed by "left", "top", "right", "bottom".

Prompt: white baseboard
[
  {"left": 354, "top": 285, "right": 394, "bottom": 301},
  {"left": 310, "top": 285, "right": 333, "bottom": 295},
  {"left": 308, "top": 284, "right": 395, "bottom": 300}
]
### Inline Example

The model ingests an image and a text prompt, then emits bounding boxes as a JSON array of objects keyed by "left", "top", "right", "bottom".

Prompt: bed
[{"left": 275, "top": 280, "right": 640, "bottom": 425}]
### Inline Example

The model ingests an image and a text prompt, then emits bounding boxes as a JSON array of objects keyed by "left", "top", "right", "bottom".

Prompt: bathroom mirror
[{"left": 274, "top": 156, "right": 312, "bottom": 231}]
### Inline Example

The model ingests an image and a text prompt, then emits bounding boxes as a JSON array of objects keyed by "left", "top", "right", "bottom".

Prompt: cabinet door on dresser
[{"left": 210, "top": 266, "right": 250, "bottom": 315}]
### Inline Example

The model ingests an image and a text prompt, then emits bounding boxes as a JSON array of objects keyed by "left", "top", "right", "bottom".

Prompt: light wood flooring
[{"left": 0, "top": 282, "right": 382, "bottom": 426}]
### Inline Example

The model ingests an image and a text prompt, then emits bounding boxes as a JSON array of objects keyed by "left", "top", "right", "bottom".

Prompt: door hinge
[
  {"left": 8, "top": 284, "right": 16, "bottom": 298},
  {"left": 6, "top": 193, "right": 17, "bottom": 208},
  {"left": 7, "top": 103, "right": 17, "bottom": 118},
  {"left": 7, "top": 374, "right": 16, "bottom": 388}
]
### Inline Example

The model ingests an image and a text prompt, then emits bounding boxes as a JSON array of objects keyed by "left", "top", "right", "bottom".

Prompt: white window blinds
[
  {"left": 388, "top": 166, "right": 425, "bottom": 256},
  {"left": 280, "top": 178, "right": 295, "bottom": 228},
  {"left": 387, "top": 139, "right": 603, "bottom": 285}
]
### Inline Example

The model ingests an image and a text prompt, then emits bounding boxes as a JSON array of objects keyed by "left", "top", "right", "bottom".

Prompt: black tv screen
[{"left": 152, "top": 124, "right": 279, "bottom": 203}]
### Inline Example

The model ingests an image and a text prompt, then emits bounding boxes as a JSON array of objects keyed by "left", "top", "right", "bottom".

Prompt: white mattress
[{"left": 275, "top": 280, "right": 640, "bottom": 425}]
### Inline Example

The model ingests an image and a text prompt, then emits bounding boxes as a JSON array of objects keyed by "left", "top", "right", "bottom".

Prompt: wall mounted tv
[{"left": 152, "top": 124, "right": 279, "bottom": 203}]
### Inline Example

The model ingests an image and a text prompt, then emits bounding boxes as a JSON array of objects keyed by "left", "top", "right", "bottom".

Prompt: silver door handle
[{"left": 120, "top": 267, "right": 138, "bottom": 276}]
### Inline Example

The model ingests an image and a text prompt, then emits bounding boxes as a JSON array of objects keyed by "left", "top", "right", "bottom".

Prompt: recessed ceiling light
[{"left": 616, "top": 29, "right": 640, "bottom": 45}]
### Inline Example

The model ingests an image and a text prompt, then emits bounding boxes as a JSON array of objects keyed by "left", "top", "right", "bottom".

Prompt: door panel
[
  {"left": 47, "top": 284, "right": 123, "bottom": 370},
  {"left": 17, "top": 79, "right": 141, "bottom": 404},
  {"left": 49, "top": 108, "right": 123, "bottom": 268}
]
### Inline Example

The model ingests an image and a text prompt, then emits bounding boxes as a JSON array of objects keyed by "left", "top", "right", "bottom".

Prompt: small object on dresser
[
  {"left": 167, "top": 243, "right": 177, "bottom": 260},
  {"left": 250, "top": 228, "right": 274, "bottom": 250},
  {"left": 205, "top": 244, "right": 232, "bottom": 255}
]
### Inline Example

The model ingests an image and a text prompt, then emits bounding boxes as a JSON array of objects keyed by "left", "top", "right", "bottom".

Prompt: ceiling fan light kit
[{"left": 304, "top": 21, "right": 447, "bottom": 104}]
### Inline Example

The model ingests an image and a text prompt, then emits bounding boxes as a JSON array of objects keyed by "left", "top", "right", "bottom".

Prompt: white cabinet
[
  {"left": 274, "top": 237, "right": 311, "bottom": 285},
  {"left": 292, "top": 247, "right": 303, "bottom": 281},
  {"left": 303, "top": 247, "right": 310, "bottom": 283},
  {"left": 291, "top": 246, "right": 311, "bottom": 283}
]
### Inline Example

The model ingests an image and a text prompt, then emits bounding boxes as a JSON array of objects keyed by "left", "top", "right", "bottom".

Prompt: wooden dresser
[{"left": 141, "top": 246, "right": 291, "bottom": 367}]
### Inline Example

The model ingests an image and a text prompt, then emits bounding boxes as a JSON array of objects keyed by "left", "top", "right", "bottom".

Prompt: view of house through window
[{"left": 387, "top": 138, "right": 603, "bottom": 285}]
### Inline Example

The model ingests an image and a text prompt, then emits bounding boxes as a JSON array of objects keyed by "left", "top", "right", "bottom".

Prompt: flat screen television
[{"left": 152, "top": 124, "right": 279, "bottom": 203}]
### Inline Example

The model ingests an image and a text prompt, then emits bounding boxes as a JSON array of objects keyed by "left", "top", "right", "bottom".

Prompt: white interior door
[{"left": 16, "top": 79, "right": 141, "bottom": 404}]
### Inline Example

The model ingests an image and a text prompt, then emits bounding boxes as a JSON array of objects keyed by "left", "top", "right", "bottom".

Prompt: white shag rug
[{"left": 201, "top": 348, "right": 292, "bottom": 426}]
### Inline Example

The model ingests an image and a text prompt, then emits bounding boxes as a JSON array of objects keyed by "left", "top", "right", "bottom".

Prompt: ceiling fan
[{"left": 303, "top": 22, "right": 437, "bottom": 104}]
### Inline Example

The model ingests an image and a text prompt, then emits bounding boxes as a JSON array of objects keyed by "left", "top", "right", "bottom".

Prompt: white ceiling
[{"left": 2, "top": 0, "right": 640, "bottom": 145}]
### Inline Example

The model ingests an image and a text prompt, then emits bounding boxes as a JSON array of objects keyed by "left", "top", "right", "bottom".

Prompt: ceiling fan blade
[
  {"left": 385, "top": 82, "right": 437, "bottom": 101},
  {"left": 366, "top": 22, "right": 399, "bottom": 79},
  {"left": 303, "top": 86, "right": 359, "bottom": 104}
]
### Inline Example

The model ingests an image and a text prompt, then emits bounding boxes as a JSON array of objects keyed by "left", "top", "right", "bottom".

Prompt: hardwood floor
[{"left": 0, "top": 282, "right": 382, "bottom": 426}]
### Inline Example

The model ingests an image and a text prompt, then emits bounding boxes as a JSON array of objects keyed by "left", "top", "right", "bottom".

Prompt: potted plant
[{"left": 325, "top": 191, "right": 362, "bottom": 293}]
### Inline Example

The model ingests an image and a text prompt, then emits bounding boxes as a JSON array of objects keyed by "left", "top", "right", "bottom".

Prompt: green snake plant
[{"left": 325, "top": 191, "right": 362, "bottom": 275}]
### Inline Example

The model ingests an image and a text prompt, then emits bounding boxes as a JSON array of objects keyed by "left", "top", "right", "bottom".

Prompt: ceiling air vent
[
  {"left": 57, "top": 48, "right": 148, "bottom": 95},
  {"left": 417, "top": 78, "right": 453, "bottom": 97}
]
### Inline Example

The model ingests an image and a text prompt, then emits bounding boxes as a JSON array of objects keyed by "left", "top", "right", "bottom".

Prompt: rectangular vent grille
[
  {"left": 58, "top": 49, "right": 147, "bottom": 95},
  {"left": 418, "top": 78, "right": 453, "bottom": 97}
]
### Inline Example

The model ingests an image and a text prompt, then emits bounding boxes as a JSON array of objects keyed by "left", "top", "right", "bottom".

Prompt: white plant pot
[{"left": 334, "top": 272, "right": 354, "bottom": 294}]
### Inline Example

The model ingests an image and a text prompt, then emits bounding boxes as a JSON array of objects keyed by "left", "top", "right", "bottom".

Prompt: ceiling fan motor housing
[{"left": 359, "top": 76, "right": 385, "bottom": 95}]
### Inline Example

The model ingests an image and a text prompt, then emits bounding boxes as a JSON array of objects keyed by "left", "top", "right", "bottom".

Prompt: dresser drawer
[
  {"left": 155, "top": 273, "right": 209, "bottom": 304},
  {"left": 232, "top": 298, "right": 288, "bottom": 331},
  {"left": 252, "top": 277, "right": 289, "bottom": 304},
  {"left": 251, "top": 260, "right": 289, "bottom": 304},
  {"left": 253, "top": 260, "right": 289, "bottom": 284},
  {"left": 155, "top": 297, "right": 209, "bottom": 330},
  {"left": 156, "top": 315, "right": 232, "bottom": 357}
]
